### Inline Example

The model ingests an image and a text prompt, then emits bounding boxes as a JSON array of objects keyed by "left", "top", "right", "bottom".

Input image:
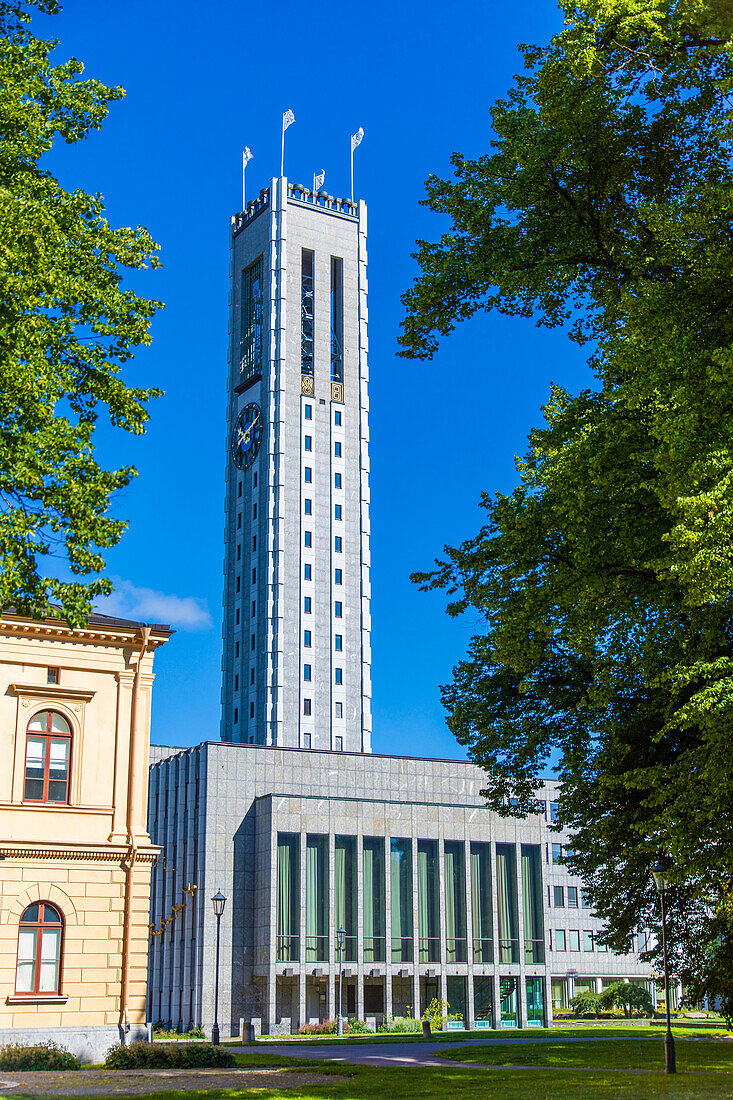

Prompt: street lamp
[
  {"left": 211, "top": 890, "right": 227, "bottom": 1046},
  {"left": 651, "top": 858, "right": 675, "bottom": 1074},
  {"left": 336, "top": 927, "right": 346, "bottom": 1037}
]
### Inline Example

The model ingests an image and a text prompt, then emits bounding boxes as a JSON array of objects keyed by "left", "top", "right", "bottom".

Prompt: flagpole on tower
[
  {"left": 281, "top": 109, "right": 295, "bottom": 177},
  {"left": 350, "top": 127, "right": 364, "bottom": 202},
  {"left": 242, "top": 147, "right": 253, "bottom": 211}
]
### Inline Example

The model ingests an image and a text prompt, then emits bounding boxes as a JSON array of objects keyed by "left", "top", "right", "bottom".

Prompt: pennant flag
[
  {"left": 351, "top": 126, "right": 364, "bottom": 151},
  {"left": 242, "top": 146, "right": 253, "bottom": 166},
  {"left": 315, "top": 169, "right": 325, "bottom": 190},
  {"left": 283, "top": 109, "right": 295, "bottom": 130}
]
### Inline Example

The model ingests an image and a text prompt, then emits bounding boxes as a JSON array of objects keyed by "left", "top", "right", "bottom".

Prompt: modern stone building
[
  {"left": 221, "top": 178, "right": 371, "bottom": 752},
  {"left": 147, "top": 176, "right": 655, "bottom": 1037},
  {"left": 0, "top": 611, "right": 170, "bottom": 1060},
  {"left": 147, "top": 741, "right": 654, "bottom": 1035}
]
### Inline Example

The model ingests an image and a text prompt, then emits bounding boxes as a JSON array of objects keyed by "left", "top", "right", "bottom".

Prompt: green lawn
[
  {"left": 16, "top": 1060, "right": 733, "bottom": 1100},
  {"left": 439, "top": 1038, "right": 733, "bottom": 1071},
  {"left": 237, "top": 1023, "right": 729, "bottom": 1044}
]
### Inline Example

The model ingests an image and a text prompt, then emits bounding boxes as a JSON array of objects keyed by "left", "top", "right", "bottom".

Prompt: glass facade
[
  {"left": 335, "top": 836, "right": 356, "bottom": 961},
  {"left": 330, "top": 256, "right": 343, "bottom": 383},
  {"left": 444, "top": 841, "right": 467, "bottom": 962},
  {"left": 521, "top": 844, "right": 545, "bottom": 963},
  {"left": 417, "top": 840, "right": 439, "bottom": 963},
  {"left": 390, "top": 838, "right": 413, "bottom": 962},
  {"left": 301, "top": 249, "right": 314, "bottom": 376},
  {"left": 447, "top": 975, "right": 467, "bottom": 1023},
  {"left": 499, "top": 976, "right": 518, "bottom": 1026},
  {"left": 363, "top": 837, "right": 385, "bottom": 962},
  {"left": 496, "top": 843, "right": 519, "bottom": 963},
  {"left": 470, "top": 842, "right": 493, "bottom": 963},
  {"left": 276, "top": 833, "right": 299, "bottom": 961},
  {"left": 525, "top": 977, "right": 545, "bottom": 1026},
  {"left": 474, "top": 975, "right": 494, "bottom": 1024},
  {"left": 240, "top": 257, "right": 263, "bottom": 387},
  {"left": 305, "top": 835, "right": 328, "bottom": 961}
]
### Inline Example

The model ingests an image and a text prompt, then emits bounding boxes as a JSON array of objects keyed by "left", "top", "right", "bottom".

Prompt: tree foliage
[
  {"left": 402, "top": 0, "right": 733, "bottom": 1017},
  {"left": 0, "top": 0, "right": 162, "bottom": 625}
]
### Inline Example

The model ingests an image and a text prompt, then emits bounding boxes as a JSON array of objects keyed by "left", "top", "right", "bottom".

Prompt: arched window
[
  {"left": 15, "top": 902, "right": 63, "bottom": 995},
  {"left": 23, "top": 710, "right": 72, "bottom": 803}
]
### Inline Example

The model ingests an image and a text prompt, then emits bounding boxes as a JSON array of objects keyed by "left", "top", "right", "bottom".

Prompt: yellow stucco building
[{"left": 0, "top": 610, "right": 171, "bottom": 1060}]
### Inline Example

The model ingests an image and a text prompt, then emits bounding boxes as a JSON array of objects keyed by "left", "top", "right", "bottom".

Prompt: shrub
[
  {"left": 570, "top": 990, "right": 602, "bottom": 1018},
  {"left": 422, "top": 997, "right": 449, "bottom": 1031},
  {"left": 345, "top": 1018, "right": 373, "bottom": 1034},
  {"left": 151, "top": 1025, "right": 207, "bottom": 1040},
  {"left": 297, "top": 1020, "right": 337, "bottom": 1035},
  {"left": 0, "top": 1042, "right": 80, "bottom": 1071},
  {"left": 104, "top": 1042, "right": 235, "bottom": 1069},
  {"left": 377, "top": 1016, "right": 421, "bottom": 1033},
  {"left": 598, "top": 982, "right": 655, "bottom": 1018}
]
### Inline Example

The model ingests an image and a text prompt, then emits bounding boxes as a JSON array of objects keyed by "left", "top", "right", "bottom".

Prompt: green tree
[
  {"left": 0, "top": 0, "right": 162, "bottom": 626},
  {"left": 401, "top": 0, "right": 733, "bottom": 1017},
  {"left": 597, "top": 982, "right": 655, "bottom": 1018}
]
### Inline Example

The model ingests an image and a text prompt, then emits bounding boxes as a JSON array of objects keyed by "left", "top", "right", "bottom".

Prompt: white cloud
[{"left": 96, "top": 579, "right": 213, "bottom": 632}]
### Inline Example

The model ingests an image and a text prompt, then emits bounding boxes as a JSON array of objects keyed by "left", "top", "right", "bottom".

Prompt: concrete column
[
  {"left": 298, "top": 971, "right": 306, "bottom": 1031},
  {"left": 566, "top": 974, "right": 576, "bottom": 1003},
  {"left": 545, "top": 977, "right": 554, "bottom": 1026},
  {"left": 385, "top": 973, "right": 393, "bottom": 1022},
  {"left": 356, "top": 834, "right": 364, "bottom": 1021},
  {"left": 266, "top": 970, "right": 276, "bottom": 1035},
  {"left": 384, "top": 833, "right": 392, "bottom": 1020},
  {"left": 491, "top": 975, "right": 500, "bottom": 1030},
  {"left": 464, "top": 828, "right": 474, "bottom": 1028},
  {"left": 327, "top": 972, "right": 335, "bottom": 1022}
]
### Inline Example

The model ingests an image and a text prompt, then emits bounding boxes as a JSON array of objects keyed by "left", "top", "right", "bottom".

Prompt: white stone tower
[{"left": 221, "top": 177, "right": 372, "bottom": 752}]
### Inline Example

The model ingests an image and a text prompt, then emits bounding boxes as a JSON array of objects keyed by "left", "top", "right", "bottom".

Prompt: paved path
[{"left": 230, "top": 1034, "right": 662, "bottom": 1068}]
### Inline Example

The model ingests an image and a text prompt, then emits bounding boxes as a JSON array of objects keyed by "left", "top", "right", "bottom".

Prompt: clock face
[{"left": 231, "top": 403, "right": 263, "bottom": 470}]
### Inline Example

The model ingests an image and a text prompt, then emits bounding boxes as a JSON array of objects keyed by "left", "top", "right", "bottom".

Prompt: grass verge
[{"left": 438, "top": 1038, "right": 733, "bottom": 1071}]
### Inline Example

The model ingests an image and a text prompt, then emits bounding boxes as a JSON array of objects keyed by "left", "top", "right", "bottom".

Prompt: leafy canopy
[
  {"left": 0, "top": 0, "right": 162, "bottom": 626},
  {"left": 402, "top": 0, "right": 733, "bottom": 1015}
]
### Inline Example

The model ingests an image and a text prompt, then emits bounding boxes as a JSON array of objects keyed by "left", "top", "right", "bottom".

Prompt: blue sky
[{"left": 37, "top": 0, "right": 591, "bottom": 756}]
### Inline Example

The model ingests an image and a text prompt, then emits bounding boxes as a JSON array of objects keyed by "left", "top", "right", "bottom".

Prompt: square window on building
[
  {"left": 303, "top": 664, "right": 312, "bottom": 681},
  {"left": 305, "top": 531, "right": 312, "bottom": 547},
  {"left": 597, "top": 938, "right": 608, "bottom": 953},
  {"left": 236, "top": 576, "right": 240, "bottom": 593},
  {"left": 237, "top": 544, "right": 241, "bottom": 561},
  {"left": 567, "top": 886, "right": 578, "bottom": 908},
  {"left": 555, "top": 929, "right": 566, "bottom": 951},
  {"left": 235, "top": 641, "right": 239, "bottom": 658},
  {"left": 553, "top": 886, "right": 565, "bottom": 907},
  {"left": 335, "top": 634, "right": 342, "bottom": 651},
  {"left": 568, "top": 930, "right": 581, "bottom": 952},
  {"left": 305, "top": 435, "right": 312, "bottom": 451},
  {"left": 335, "top": 667, "right": 343, "bottom": 685},
  {"left": 253, "top": 502, "right": 257, "bottom": 519},
  {"left": 335, "top": 504, "right": 342, "bottom": 520},
  {"left": 304, "top": 563, "right": 312, "bottom": 580},
  {"left": 334, "top": 410, "right": 342, "bottom": 426},
  {"left": 252, "top": 567, "right": 256, "bottom": 584},
  {"left": 335, "top": 736, "right": 343, "bottom": 751},
  {"left": 335, "top": 701, "right": 343, "bottom": 718},
  {"left": 234, "top": 674, "right": 238, "bottom": 691},
  {"left": 552, "top": 843, "right": 563, "bottom": 863},
  {"left": 238, "top": 481, "right": 242, "bottom": 497},
  {"left": 252, "top": 534, "right": 257, "bottom": 551},
  {"left": 304, "top": 596, "right": 312, "bottom": 613},
  {"left": 250, "top": 667, "right": 255, "bottom": 685},
  {"left": 334, "top": 473, "right": 342, "bottom": 488},
  {"left": 249, "top": 734, "right": 255, "bottom": 744},
  {"left": 550, "top": 801, "right": 560, "bottom": 822},
  {"left": 305, "top": 498, "right": 312, "bottom": 515},
  {"left": 581, "top": 889, "right": 592, "bottom": 908},
  {"left": 335, "top": 568, "right": 343, "bottom": 584},
  {"left": 47, "top": 668, "right": 60, "bottom": 685},
  {"left": 250, "top": 701, "right": 255, "bottom": 719},
  {"left": 305, "top": 467, "right": 312, "bottom": 483},
  {"left": 254, "top": 471, "right": 258, "bottom": 488},
  {"left": 303, "top": 699, "right": 312, "bottom": 716},
  {"left": 335, "top": 601, "right": 342, "bottom": 617},
  {"left": 234, "top": 707, "right": 238, "bottom": 724},
  {"left": 534, "top": 799, "right": 546, "bottom": 817},
  {"left": 335, "top": 441, "right": 342, "bottom": 457},
  {"left": 304, "top": 404, "right": 313, "bottom": 420},
  {"left": 335, "top": 536, "right": 342, "bottom": 552},
  {"left": 583, "top": 930, "right": 594, "bottom": 952},
  {"left": 235, "top": 608, "right": 240, "bottom": 626},
  {"left": 251, "top": 633, "right": 255, "bottom": 650},
  {"left": 237, "top": 512, "right": 241, "bottom": 529},
  {"left": 303, "top": 732, "right": 312, "bottom": 748},
  {"left": 252, "top": 600, "right": 256, "bottom": 615},
  {"left": 304, "top": 630, "right": 312, "bottom": 647}
]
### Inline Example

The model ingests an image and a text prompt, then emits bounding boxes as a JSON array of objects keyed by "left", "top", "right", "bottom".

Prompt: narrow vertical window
[
  {"left": 330, "top": 256, "right": 343, "bottom": 383},
  {"left": 240, "top": 257, "right": 263, "bottom": 386},
  {"left": 16, "top": 903, "right": 63, "bottom": 995},
  {"left": 301, "top": 249, "right": 314, "bottom": 376}
]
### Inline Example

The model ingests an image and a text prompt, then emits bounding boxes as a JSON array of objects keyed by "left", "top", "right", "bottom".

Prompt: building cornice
[
  {"left": 0, "top": 615, "right": 170, "bottom": 649},
  {"left": 0, "top": 844, "right": 159, "bottom": 863},
  {"left": 8, "top": 683, "right": 96, "bottom": 703}
]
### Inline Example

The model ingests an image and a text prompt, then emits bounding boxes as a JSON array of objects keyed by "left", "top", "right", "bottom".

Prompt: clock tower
[{"left": 221, "top": 176, "right": 372, "bottom": 752}]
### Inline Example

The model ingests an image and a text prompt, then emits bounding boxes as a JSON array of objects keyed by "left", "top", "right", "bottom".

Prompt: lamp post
[
  {"left": 336, "top": 927, "right": 346, "bottom": 1037},
  {"left": 211, "top": 890, "right": 227, "bottom": 1046},
  {"left": 651, "top": 859, "right": 675, "bottom": 1074}
]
